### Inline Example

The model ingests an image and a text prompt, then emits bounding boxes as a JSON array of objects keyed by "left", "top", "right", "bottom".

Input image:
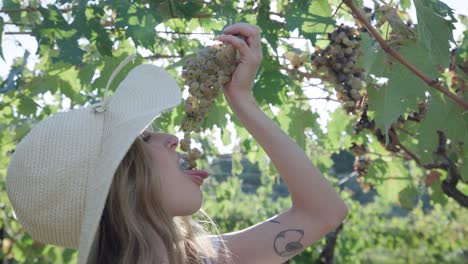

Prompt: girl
[{"left": 6, "top": 23, "right": 348, "bottom": 264}]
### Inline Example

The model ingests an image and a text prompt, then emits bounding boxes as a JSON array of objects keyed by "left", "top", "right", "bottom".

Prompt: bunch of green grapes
[
  {"left": 311, "top": 25, "right": 365, "bottom": 113},
  {"left": 179, "top": 43, "right": 238, "bottom": 169}
]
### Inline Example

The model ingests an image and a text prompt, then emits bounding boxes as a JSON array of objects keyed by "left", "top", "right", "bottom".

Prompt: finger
[
  {"left": 223, "top": 24, "right": 261, "bottom": 48},
  {"left": 218, "top": 35, "right": 250, "bottom": 55},
  {"left": 224, "top": 24, "right": 259, "bottom": 43}
]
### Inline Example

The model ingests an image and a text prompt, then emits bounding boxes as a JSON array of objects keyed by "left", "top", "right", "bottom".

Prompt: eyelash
[{"left": 141, "top": 133, "right": 151, "bottom": 142}]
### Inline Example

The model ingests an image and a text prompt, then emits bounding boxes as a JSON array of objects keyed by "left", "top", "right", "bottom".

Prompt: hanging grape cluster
[
  {"left": 311, "top": 25, "right": 365, "bottom": 113},
  {"left": 179, "top": 43, "right": 238, "bottom": 170},
  {"left": 349, "top": 142, "right": 370, "bottom": 177},
  {"left": 349, "top": 142, "right": 373, "bottom": 192}
]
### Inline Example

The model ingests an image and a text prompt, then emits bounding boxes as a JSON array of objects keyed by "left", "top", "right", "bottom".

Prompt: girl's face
[{"left": 140, "top": 130, "right": 204, "bottom": 217}]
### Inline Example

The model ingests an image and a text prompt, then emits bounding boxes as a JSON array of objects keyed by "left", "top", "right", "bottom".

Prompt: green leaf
[
  {"left": 366, "top": 39, "right": 438, "bottom": 145},
  {"left": 18, "top": 96, "right": 38, "bottom": 116},
  {"left": 77, "top": 64, "right": 96, "bottom": 88},
  {"left": 417, "top": 92, "right": 468, "bottom": 164},
  {"left": 203, "top": 99, "right": 228, "bottom": 129},
  {"left": 325, "top": 107, "right": 352, "bottom": 150},
  {"left": 357, "top": 33, "right": 383, "bottom": 76},
  {"left": 375, "top": 158, "right": 411, "bottom": 204},
  {"left": 253, "top": 44, "right": 290, "bottom": 105},
  {"left": 2, "top": 0, "right": 22, "bottom": 23},
  {"left": 0, "top": 50, "right": 29, "bottom": 94},
  {"left": 257, "top": 0, "right": 281, "bottom": 52},
  {"left": 284, "top": 0, "right": 335, "bottom": 44},
  {"left": 398, "top": 185, "right": 419, "bottom": 210},
  {"left": 289, "top": 107, "right": 319, "bottom": 150},
  {"left": 429, "top": 177, "right": 448, "bottom": 206},
  {"left": 173, "top": 1, "right": 204, "bottom": 20},
  {"left": 400, "top": 0, "right": 411, "bottom": 9},
  {"left": 126, "top": 13, "right": 159, "bottom": 48},
  {"left": 55, "top": 38, "right": 85, "bottom": 66},
  {"left": 414, "top": 0, "right": 454, "bottom": 68},
  {"left": 364, "top": 158, "right": 389, "bottom": 184}
]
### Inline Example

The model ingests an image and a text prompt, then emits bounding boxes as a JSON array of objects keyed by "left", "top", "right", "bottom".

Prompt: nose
[{"left": 166, "top": 134, "right": 179, "bottom": 150}]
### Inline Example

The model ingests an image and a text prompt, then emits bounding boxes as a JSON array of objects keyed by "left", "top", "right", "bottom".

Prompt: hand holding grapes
[
  {"left": 218, "top": 23, "right": 263, "bottom": 102},
  {"left": 179, "top": 23, "right": 262, "bottom": 170}
]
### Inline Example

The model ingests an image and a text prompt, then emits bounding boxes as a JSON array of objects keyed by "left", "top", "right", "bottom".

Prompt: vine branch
[
  {"left": 343, "top": 0, "right": 468, "bottom": 110},
  {"left": 434, "top": 131, "right": 468, "bottom": 207},
  {"left": 388, "top": 129, "right": 422, "bottom": 165},
  {"left": 315, "top": 223, "right": 344, "bottom": 264}
]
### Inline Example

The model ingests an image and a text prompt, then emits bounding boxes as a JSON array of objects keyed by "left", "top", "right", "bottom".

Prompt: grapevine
[{"left": 179, "top": 43, "right": 238, "bottom": 169}]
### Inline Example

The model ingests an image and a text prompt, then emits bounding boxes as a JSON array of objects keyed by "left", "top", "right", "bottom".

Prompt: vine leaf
[
  {"left": 284, "top": 0, "right": 335, "bottom": 45},
  {"left": 398, "top": 185, "right": 419, "bottom": 210},
  {"left": 126, "top": 11, "right": 159, "bottom": 48},
  {"left": 253, "top": 44, "right": 290, "bottom": 105},
  {"left": 290, "top": 107, "right": 316, "bottom": 149},
  {"left": 203, "top": 100, "right": 229, "bottom": 130},
  {"left": 364, "top": 158, "right": 388, "bottom": 185},
  {"left": 375, "top": 158, "right": 410, "bottom": 204},
  {"left": 417, "top": 92, "right": 468, "bottom": 171},
  {"left": 429, "top": 177, "right": 448, "bottom": 206},
  {"left": 257, "top": 0, "right": 282, "bottom": 52},
  {"left": 366, "top": 39, "right": 438, "bottom": 145},
  {"left": 414, "top": 0, "right": 454, "bottom": 68},
  {"left": 325, "top": 107, "right": 352, "bottom": 151},
  {"left": 17, "top": 97, "right": 39, "bottom": 117}
]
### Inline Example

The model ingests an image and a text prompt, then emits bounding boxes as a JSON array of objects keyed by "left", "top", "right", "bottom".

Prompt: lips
[{"left": 183, "top": 170, "right": 209, "bottom": 185}]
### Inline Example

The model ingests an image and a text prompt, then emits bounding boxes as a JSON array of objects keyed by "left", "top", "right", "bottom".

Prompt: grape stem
[{"left": 343, "top": 0, "right": 468, "bottom": 110}]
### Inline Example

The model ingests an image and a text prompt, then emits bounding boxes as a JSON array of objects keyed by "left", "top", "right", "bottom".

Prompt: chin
[
  {"left": 190, "top": 191, "right": 204, "bottom": 214},
  {"left": 174, "top": 191, "right": 204, "bottom": 217}
]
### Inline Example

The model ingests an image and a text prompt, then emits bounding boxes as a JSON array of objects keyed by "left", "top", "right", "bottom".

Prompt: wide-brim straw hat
[{"left": 6, "top": 52, "right": 182, "bottom": 263}]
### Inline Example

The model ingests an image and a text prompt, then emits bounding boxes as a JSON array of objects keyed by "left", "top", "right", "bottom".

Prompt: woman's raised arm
[{"left": 214, "top": 23, "right": 348, "bottom": 264}]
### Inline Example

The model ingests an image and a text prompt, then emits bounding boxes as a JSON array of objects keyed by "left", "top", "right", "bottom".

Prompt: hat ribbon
[{"left": 92, "top": 51, "right": 137, "bottom": 113}]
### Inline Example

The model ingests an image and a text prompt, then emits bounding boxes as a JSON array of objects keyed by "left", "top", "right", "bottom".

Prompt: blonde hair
[{"left": 91, "top": 135, "right": 233, "bottom": 264}]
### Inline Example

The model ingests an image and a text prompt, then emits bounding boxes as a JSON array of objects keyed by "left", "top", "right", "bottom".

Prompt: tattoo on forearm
[
  {"left": 269, "top": 220, "right": 281, "bottom": 224},
  {"left": 273, "top": 229, "right": 304, "bottom": 257}
]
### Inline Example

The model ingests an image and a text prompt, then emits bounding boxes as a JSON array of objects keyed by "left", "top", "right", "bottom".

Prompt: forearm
[{"left": 226, "top": 94, "right": 348, "bottom": 222}]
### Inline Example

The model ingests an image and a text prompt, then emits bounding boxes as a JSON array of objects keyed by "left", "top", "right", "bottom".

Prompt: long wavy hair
[{"left": 89, "top": 133, "right": 233, "bottom": 264}]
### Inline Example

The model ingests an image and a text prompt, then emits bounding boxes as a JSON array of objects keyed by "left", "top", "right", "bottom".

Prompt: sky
[{"left": 0, "top": 0, "right": 467, "bottom": 153}]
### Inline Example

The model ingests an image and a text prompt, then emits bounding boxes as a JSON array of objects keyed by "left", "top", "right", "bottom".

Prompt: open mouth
[
  {"left": 178, "top": 154, "right": 209, "bottom": 185},
  {"left": 183, "top": 170, "right": 209, "bottom": 185},
  {"left": 178, "top": 155, "right": 189, "bottom": 171}
]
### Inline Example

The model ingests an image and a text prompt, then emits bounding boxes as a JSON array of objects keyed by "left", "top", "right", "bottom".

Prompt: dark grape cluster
[
  {"left": 311, "top": 25, "right": 365, "bottom": 113},
  {"left": 349, "top": 142, "right": 370, "bottom": 177},
  {"left": 179, "top": 44, "right": 238, "bottom": 169}
]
